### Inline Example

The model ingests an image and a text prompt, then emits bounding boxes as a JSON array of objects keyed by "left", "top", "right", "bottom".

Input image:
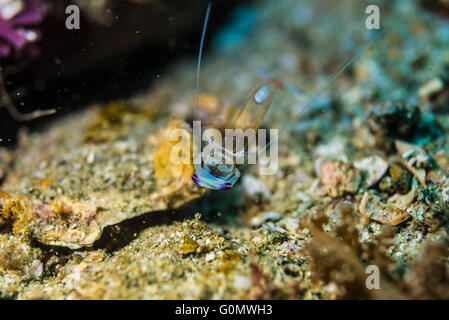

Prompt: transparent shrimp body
[
  {"left": 192, "top": 81, "right": 278, "bottom": 190},
  {"left": 192, "top": 139, "right": 244, "bottom": 190},
  {"left": 190, "top": 3, "right": 385, "bottom": 191}
]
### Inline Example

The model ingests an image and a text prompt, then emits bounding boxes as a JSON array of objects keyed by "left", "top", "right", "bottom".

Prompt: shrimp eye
[{"left": 253, "top": 85, "right": 270, "bottom": 104}]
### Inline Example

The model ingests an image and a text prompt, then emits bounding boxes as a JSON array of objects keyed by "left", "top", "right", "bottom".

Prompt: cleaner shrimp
[{"left": 191, "top": 3, "right": 386, "bottom": 191}]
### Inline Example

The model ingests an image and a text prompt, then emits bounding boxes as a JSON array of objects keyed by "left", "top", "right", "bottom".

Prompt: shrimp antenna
[
  {"left": 196, "top": 2, "right": 212, "bottom": 119},
  {"left": 291, "top": 28, "right": 387, "bottom": 121},
  {"left": 257, "top": 28, "right": 387, "bottom": 157}
]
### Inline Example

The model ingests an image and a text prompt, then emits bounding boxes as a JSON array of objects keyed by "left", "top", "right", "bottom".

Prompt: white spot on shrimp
[{"left": 253, "top": 85, "right": 270, "bottom": 104}]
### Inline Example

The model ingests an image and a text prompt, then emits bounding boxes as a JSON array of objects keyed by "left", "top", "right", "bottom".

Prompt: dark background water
[{"left": 0, "top": 0, "right": 245, "bottom": 147}]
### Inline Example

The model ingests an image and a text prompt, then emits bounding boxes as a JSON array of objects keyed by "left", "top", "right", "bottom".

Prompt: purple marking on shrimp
[{"left": 192, "top": 177, "right": 200, "bottom": 185}]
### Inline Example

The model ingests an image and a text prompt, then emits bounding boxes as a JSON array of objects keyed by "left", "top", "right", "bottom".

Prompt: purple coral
[{"left": 0, "top": 0, "right": 49, "bottom": 58}]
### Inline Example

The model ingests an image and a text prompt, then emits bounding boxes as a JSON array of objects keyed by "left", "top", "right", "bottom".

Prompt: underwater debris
[
  {"left": 388, "top": 184, "right": 417, "bottom": 211},
  {"left": 420, "top": 76, "right": 449, "bottom": 112},
  {"left": 353, "top": 155, "right": 389, "bottom": 188},
  {"left": 25, "top": 259, "right": 43, "bottom": 279},
  {"left": 429, "top": 152, "right": 449, "bottom": 184},
  {"left": 0, "top": 194, "right": 101, "bottom": 249},
  {"left": 389, "top": 163, "right": 413, "bottom": 194},
  {"left": 359, "top": 192, "right": 411, "bottom": 226},
  {"left": 299, "top": 204, "right": 403, "bottom": 299},
  {"left": 378, "top": 175, "right": 394, "bottom": 194},
  {"left": 179, "top": 234, "right": 199, "bottom": 255},
  {"left": 395, "top": 140, "right": 428, "bottom": 185},
  {"left": 218, "top": 249, "right": 241, "bottom": 274},
  {"left": 315, "top": 137, "right": 348, "bottom": 163},
  {"left": 318, "top": 159, "right": 360, "bottom": 197},
  {"left": 395, "top": 140, "right": 429, "bottom": 169}
]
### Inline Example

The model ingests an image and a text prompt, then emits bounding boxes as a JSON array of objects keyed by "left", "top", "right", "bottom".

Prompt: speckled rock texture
[{"left": 1, "top": 0, "right": 449, "bottom": 299}]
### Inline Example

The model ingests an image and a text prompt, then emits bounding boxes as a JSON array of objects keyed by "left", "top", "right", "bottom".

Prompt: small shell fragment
[
  {"left": 359, "top": 192, "right": 411, "bottom": 225},
  {"left": 179, "top": 235, "right": 199, "bottom": 255},
  {"left": 319, "top": 160, "right": 360, "bottom": 197},
  {"left": 395, "top": 140, "right": 429, "bottom": 169},
  {"left": 353, "top": 155, "right": 389, "bottom": 187},
  {"left": 395, "top": 140, "right": 428, "bottom": 185},
  {"left": 388, "top": 185, "right": 417, "bottom": 210}
]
